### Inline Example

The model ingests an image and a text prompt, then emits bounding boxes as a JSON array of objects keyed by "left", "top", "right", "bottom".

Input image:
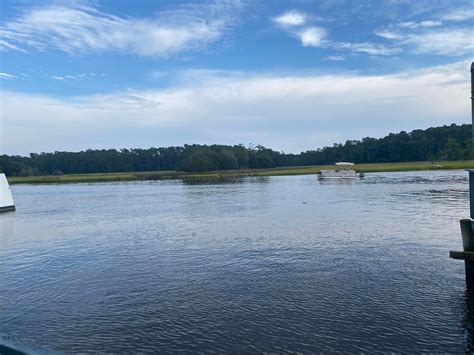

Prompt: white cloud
[
  {"left": 324, "top": 55, "right": 346, "bottom": 61},
  {"left": 375, "top": 30, "right": 402, "bottom": 40},
  {"left": 377, "top": 28, "right": 474, "bottom": 56},
  {"left": 48, "top": 73, "right": 95, "bottom": 81},
  {"left": 336, "top": 42, "right": 401, "bottom": 56},
  {"left": 272, "top": 11, "right": 326, "bottom": 48},
  {"left": 403, "top": 28, "right": 474, "bottom": 55},
  {"left": 273, "top": 10, "right": 307, "bottom": 26},
  {"left": 0, "top": 2, "right": 239, "bottom": 56},
  {"left": 376, "top": 23, "right": 474, "bottom": 56},
  {"left": 1, "top": 61, "right": 470, "bottom": 155},
  {"left": 0, "top": 38, "right": 27, "bottom": 52},
  {"left": 398, "top": 20, "right": 443, "bottom": 29},
  {"left": 299, "top": 27, "right": 326, "bottom": 47},
  {"left": 0, "top": 72, "right": 17, "bottom": 79},
  {"left": 374, "top": 4, "right": 474, "bottom": 57},
  {"left": 418, "top": 20, "right": 443, "bottom": 27},
  {"left": 273, "top": 10, "right": 399, "bottom": 56},
  {"left": 441, "top": 7, "right": 474, "bottom": 21}
]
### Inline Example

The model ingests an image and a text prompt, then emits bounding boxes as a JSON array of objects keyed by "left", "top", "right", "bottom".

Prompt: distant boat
[
  {"left": 0, "top": 173, "right": 15, "bottom": 213},
  {"left": 318, "top": 162, "right": 364, "bottom": 180}
]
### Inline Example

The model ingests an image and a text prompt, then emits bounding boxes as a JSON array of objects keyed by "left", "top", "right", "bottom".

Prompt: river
[{"left": 0, "top": 170, "right": 472, "bottom": 352}]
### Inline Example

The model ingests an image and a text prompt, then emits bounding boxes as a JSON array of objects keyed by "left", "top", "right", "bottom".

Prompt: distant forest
[{"left": 1, "top": 123, "right": 472, "bottom": 176}]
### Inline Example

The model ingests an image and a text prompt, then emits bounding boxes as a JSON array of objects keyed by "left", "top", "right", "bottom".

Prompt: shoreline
[{"left": 7, "top": 160, "right": 474, "bottom": 184}]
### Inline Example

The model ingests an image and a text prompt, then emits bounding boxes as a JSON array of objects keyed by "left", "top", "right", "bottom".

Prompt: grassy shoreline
[{"left": 7, "top": 160, "right": 474, "bottom": 184}]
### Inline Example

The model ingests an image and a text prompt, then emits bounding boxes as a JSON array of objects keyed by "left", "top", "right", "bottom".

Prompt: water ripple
[{"left": 0, "top": 170, "right": 471, "bottom": 352}]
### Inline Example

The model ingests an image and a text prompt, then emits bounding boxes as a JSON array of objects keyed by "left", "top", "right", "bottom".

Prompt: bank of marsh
[{"left": 7, "top": 160, "right": 474, "bottom": 184}]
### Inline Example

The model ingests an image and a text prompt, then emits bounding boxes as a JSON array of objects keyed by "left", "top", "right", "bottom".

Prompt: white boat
[
  {"left": 318, "top": 162, "right": 364, "bottom": 180},
  {"left": 0, "top": 173, "right": 15, "bottom": 213}
]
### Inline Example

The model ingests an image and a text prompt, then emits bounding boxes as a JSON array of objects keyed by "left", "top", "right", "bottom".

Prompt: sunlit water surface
[{"left": 1, "top": 170, "right": 473, "bottom": 352}]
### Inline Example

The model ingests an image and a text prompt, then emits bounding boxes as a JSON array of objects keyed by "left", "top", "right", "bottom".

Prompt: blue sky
[{"left": 0, "top": 0, "right": 473, "bottom": 155}]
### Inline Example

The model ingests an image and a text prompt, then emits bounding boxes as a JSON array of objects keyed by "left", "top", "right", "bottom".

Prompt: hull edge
[{"left": 0, "top": 205, "right": 15, "bottom": 213}]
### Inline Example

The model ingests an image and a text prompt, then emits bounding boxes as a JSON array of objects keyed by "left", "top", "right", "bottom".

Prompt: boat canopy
[{"left": 335, "top": 162, "right": 354, "bottom": 166}]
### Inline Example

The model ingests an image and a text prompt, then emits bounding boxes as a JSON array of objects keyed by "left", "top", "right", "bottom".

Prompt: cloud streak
[
  {"left": 376, "top": 27, "right": 474, "bottom": 56},
  {"left": 440, "top": 7, "right": 474, "bottom": 22},
  {"left": 398, "top": 20, "right": 443, "bottom": 29},
  {"left": 336, "top": 42, "right": 401, "bottom": 56},
  {"left": 0, "top": 72, "right": 17, "bottom": 79},
  {"left": 0, "top": 2, "right": 240, "bottom": 56},
  {"left": 402, "top": 28, "right": 474, "bottom": 56}
]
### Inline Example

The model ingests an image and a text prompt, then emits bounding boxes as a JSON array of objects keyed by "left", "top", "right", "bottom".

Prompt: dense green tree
[
  {"left": 217, "top": 149, "right": 239, "bottom": 170},
  {"left": 177, "top": 151, "right": 216, "bottom": 172},
  {"left": 0, "top": 123, "right": 472, "bottom": 176},
  {"left": 442, "top": 137, "right": 462, "bottom": 161}
]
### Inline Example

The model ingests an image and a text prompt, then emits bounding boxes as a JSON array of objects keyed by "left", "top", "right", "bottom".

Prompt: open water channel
[{"left": 0, "top": 170, "right": 472, "bottom": 352}]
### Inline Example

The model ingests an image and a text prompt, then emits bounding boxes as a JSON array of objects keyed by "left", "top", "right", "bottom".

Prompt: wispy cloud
[
  {"left": 440, "top": 7, "right": 474, "bottom": 22},
  {"left": 0, "top": 72, "right": 17, "bottom": 79},
  {"left": 324, "top": 55, "right": 345, "bottom": 61},
  {"left": 48, "top": 73, "right": 96, "bottom": 81},
  {"left": 0, "top": 2, "right": 241, "bottom": 56},
  {"left": 273, "top": 10, "right": 399, "bottom": 56},
  {"left": 375, "top": 30, "right": 401, "bottom": 40},
  {"left": 375, "top": 5, "right": 474, "bottom": 56},
  {"left": 0, "top": 38, "right": 27, "bottom": 52},
  {"left": 398, "top": 20, "right": 443, "bottom": 29},
  {"left": 376, "top": 28, "right": 474, "bottom": 56},
  {"left": 1, "top": 61, "right": 470, "bottom": 155},
  {"left": 274, "top": 4, "right": 473, "bottom": 58},
  {"left": 402, "top": 28, "right": 474, "bottom": 56},
  {"left": 336, "top": 42, "right": 401, "bottom": 56},
  {"left": 273, "top": 10, "right": 307, "bottom": 26}
]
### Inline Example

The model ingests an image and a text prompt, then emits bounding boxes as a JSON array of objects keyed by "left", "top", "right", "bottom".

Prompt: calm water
[{"left": 0, "top": 170, "right": 472, "bottom": 352}]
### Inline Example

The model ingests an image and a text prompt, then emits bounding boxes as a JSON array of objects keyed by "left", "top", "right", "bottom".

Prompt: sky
[{"left": 0, "top": 0, "right": 473, "bottom": 155}]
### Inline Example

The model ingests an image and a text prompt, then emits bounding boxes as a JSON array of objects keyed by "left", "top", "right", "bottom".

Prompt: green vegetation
[
  {"left": 8, "top": 160, "right": 474, "bottom": 184},
  {"left": 1, "top": 123, "right": 472, "bottom": 178}
]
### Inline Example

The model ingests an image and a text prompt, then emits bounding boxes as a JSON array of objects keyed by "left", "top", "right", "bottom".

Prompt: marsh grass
[{"left": 8, "top": 160, "right": 474, "bottom": 184}]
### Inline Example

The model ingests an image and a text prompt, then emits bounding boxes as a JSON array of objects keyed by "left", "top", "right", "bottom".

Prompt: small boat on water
[
  {"left": 0, "top": 173, "right": 15, "bottom": 213},
  {"left": 318, "top": 162, "right": 364, "bottom": 180}
]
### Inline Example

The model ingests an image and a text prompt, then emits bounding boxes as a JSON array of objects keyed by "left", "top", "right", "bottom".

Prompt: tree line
[{"left": 0, "top": 123, "right": 471, "bottom": 176}]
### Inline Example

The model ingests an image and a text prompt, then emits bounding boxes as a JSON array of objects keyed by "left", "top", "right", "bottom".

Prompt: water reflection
[
  {"left": 318, "top": 178, "right": 359, "bottom": 185},
  {"left": 181, "top": 175, "right": 267, "bottom": 185},
  {"left": 364, "top": 172, "right": 468, "bottom": 185},
  {"left": 392, "top": 188, "right": 468, "bottom": 206},
  {"left": 462, "top": 284, "right": 474, "bottom": 352}
]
